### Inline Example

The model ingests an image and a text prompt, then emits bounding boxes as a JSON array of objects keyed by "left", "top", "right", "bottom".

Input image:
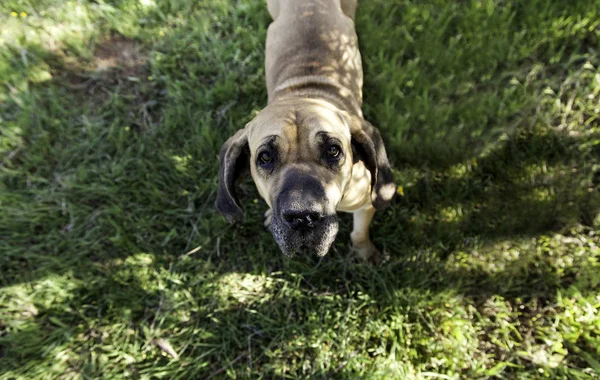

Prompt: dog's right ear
[
  {"left": 216, "top": 128, "right": 249, "bottom": 223},
  {"left": 339, "top": 112, "right": 395, "bottom": 210}
]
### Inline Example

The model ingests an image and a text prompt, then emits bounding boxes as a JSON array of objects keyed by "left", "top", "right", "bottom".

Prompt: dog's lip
[
  {"left": 273, "top": 213, "right": 338, "bottom": 223},
  {"left": 269, "top": 213, "right": 339, "bottom": 257},
  {"left": 271, "top": 216, "right": 338, "bottom": 236}
]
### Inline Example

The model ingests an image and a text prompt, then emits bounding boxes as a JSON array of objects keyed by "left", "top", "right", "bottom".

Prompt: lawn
[{"left": 1, "top": 0, "right": 599, "bottom": 378}]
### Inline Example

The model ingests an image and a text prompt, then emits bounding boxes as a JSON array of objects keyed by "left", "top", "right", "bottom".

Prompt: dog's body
[
  {"left": 266, "top": 0, "right": 362, "bottom": 117},
  {"left": 217, "top": 0, "right": 394, "bottom": 261}
]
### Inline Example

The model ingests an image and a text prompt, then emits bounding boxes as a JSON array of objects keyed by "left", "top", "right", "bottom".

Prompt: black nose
[{"left": 282, "top": 210, "right": 323, "bottom": 230}]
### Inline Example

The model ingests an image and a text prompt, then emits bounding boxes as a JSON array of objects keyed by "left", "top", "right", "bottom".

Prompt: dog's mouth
[{"left": 269, "top": 215, "right": 339, "bottom": 257}]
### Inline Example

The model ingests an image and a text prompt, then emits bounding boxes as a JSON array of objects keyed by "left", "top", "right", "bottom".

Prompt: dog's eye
[
  {"left": 326, "top": 145, "right": 341, "bottom": 158},
  {"left": 258, "top": 151, "right": 273, "bottom": 167}
]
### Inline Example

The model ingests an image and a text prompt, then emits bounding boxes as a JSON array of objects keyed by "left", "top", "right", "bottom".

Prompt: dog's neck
[
  {"left": 270, "top": 74, "right": 363, "bottom": 117},
  {"left": 265, "top": 0, "right": 364, "bottom": 117}
]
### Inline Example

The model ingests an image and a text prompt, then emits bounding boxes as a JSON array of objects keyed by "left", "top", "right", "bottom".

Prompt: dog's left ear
[
  {"left": 342, "top": 113, "right": 395, "bottom": 210},
  {"left": 216, "top": 128, "right": 249, "bottom": 223}
]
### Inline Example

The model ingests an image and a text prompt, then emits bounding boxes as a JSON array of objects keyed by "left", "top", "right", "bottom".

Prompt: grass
[{"left": 1, "top": 0, "right": 599, "bottom": 378}]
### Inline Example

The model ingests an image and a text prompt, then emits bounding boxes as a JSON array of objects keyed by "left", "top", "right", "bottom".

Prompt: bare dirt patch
[
  {"left": 93, "top": 35, "right": 146, "bottom": 78},
  {"left": 43, "top": 34, "right": 161, "bottom": 129}
]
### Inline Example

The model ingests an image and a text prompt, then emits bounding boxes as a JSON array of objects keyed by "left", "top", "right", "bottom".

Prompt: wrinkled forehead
[{"left": 246, "top": 102, "right": 351, "bottom": 147}]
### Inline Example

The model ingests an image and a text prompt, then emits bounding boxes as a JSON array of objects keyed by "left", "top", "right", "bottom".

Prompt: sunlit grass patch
[
  {"left": 170, "top": 154, "right": 192, "bottom": 173},
  {"left": 215, "top": 272, "right": 277, "bottom": 306}
]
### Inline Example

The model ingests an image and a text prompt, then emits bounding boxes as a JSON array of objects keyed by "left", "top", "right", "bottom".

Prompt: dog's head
[{"left": 216, "top": 99, "right": 394, "bottom": 256}]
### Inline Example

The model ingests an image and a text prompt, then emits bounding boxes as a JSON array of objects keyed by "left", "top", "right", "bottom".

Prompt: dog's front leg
[
  {"left": 264, "top": 208, "right": 273, "bottom": 229},
  {"left": 350, "top": 205, "right": 380, "bottom": 263}
]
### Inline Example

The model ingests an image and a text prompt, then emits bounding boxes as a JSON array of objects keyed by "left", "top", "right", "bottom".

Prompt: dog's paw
[
  {"left": 351, "top": 240, "right": 382, "bottom": 264},
  {"left": 264, "top": 208, "right": 273, "bottom": 230}
]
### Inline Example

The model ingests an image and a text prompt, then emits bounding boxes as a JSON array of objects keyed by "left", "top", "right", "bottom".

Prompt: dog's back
[{"left": 265, "top": 0, "right": 363, "bottom": 116}]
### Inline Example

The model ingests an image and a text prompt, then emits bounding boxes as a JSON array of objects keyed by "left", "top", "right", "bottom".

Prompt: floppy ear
[
  {"left": 216, "top": 128, "right": 249, "bottom": 223},
  {"left": 345, "top": 114, "right": 395, "bottom": 210}
]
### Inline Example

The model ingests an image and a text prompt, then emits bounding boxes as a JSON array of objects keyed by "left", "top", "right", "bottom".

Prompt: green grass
[{"left": 1, "top": 0, "right": 599, "bottom": 378}]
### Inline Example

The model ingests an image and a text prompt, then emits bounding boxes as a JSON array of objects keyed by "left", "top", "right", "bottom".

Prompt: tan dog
[{"left": 216, "top": 0, "right": 395, "bottom": 261}]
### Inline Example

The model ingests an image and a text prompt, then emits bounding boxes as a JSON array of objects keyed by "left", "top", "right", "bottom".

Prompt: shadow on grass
[{"left": 386, "top": 126, "right": 599, "bottom": 252}]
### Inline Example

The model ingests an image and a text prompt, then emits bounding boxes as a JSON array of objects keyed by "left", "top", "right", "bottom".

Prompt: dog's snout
[
  {"left": 282, "top": 209, "right": 323, "bottom": 230},
  {"left": 275, "top": 170, "right": 329, "bottom": 230}
]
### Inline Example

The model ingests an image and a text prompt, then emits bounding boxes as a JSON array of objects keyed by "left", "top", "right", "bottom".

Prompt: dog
[{"left": 216, "top": 0, "right": 394, "bottom": 262}]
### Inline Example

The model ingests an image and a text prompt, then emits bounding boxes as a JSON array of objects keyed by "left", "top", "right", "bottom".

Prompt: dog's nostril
[{"left": 282, "top": 210, "right": 322, "bottom": 229}]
